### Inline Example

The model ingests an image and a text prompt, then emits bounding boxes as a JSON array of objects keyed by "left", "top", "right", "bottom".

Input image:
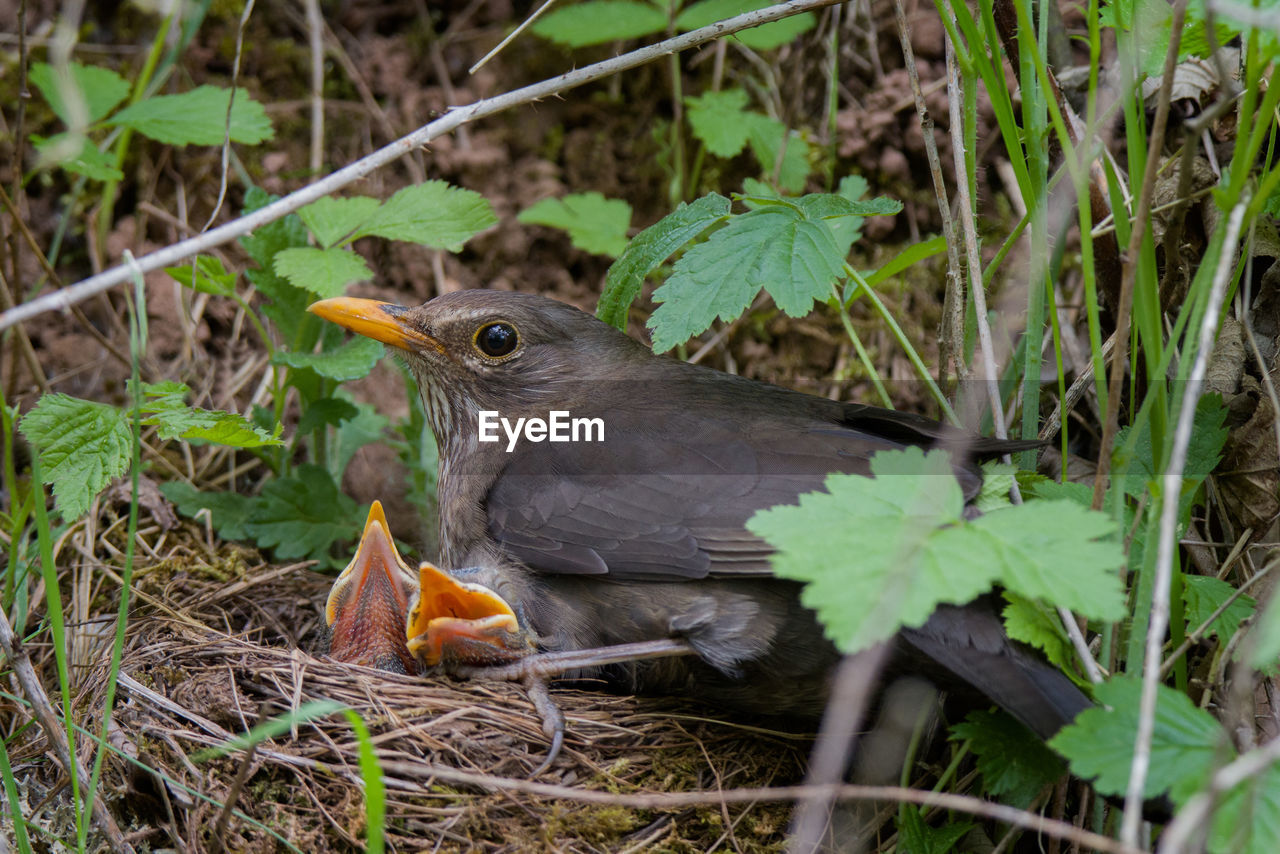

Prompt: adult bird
[{"left": 310, "top": 290, "right": 1091, "bottom": 740}]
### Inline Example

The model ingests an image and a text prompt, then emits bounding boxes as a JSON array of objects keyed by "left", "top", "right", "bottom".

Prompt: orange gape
[
  {"left": 326, "top": 501, "right": 419, "bottom": 675},
  {"left": 406, "top": 561, "right": 534, "bottom": 668}
]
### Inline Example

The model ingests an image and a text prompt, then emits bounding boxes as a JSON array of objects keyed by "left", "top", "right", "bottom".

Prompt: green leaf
[
  {"left": 32, "top": 133, "right": 123, "bottom": 181},
  {"left": 1184, "top": 575, "right": 1256, "bottom": 641},
  {"left": 897, "top": 806, "right": 972, "bottom": 854},
  {"left": 160, "top": 481, "right": 256, "bottom": 541},
  {"left": 1247, "top": 591, "right": 1280, "bottom": 673},
  {"left": 29, "top": 62, "right": 130, "bottom": 124},
  {"left": 1117, "top": 393, "right": 1228, "bottom": 499},
  {"left": 353, "top": 181, "right": 496, "bottom": 249},
  {"left": 518, "top": 192, "right": 632, "bottom": 257},
  {"left": 138, "top": 381, "right": 283, "bottom": 447},
  {"left": 246, "top": 465, "right": 360, "bottom": 562},
  {"left": 273, "top": 247, "right": 373, "bottom": 298},
  {"left": 677, "top": 1, "right": 817, "bottom": 48},
  {"left": 647, "top": 202, "right": 845, "bottom": 351},
  {"left": 745, "top": 115, "right": 811, "bottom": 193},
  {"left": 298, "top": 196, "right": 381, "bottom": 248},
  {"left": 971, "top": 500, "right": 1126, "bottom": 621},
  {"left": 1210, "top": 762, "right": 1280, "bottom": 854},
  {"left": 747, "top": 448, "right": 998, "bottom": 653},
  {"left": 1049, "top": 676, "right": 1230, "bottom": 803},
  {"left": 19, "top": 394, "right": 130, "bottom": 520},
  {"left": 951, "top": 710, "right": 1065, "bottom": 808},
  {"left": 108, "top": 85, "right": 274, "bottom": 145},
  {"left": 331, "top": 401, "right": 390, "bottom": 482},
  {"left": 532, "top": 0, "right": 667, "bottom": 47},
  {"left": 974, "top": 461, "right": 1016, "bottom": 513},
  {"left": 863, "top": 235, "right": 947, "bottom": 289},
  {"left": 166, "top": 256, "right": 237, "bottom": 297},
  {"left": 296, "top": 397, "right": 360, "bottom": 435},
  {"left": 273, "top": 336, "right": 385, "bottom": 382},
  {"left": 241, "top": 187, "right": 310, "bottom": 268},
  {"left": 1002, "top": 592, "right": 1078, "bottom": 677},
  {"left": 240, "top": 188, "right": 313, "bottom": 341},
  {"left": 675, "top": 0, "right": 771, "bottom": 30},
  {"left": 735, "top": 12, "right": 814, "bottom": 49},
  {"left": 598, "top": 193, "right": 731, "bottom": 330},
  {"left": 685, "top": 89, "right": 755, "bottom": 157}
]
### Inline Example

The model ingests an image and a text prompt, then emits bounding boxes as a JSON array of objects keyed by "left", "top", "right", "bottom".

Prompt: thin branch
[
  {"left": 1120, "top": 202, "right": 1247, "bottom": 844},
  {"left": 0, "top": 0, "right": 843, "bottom": 334}
]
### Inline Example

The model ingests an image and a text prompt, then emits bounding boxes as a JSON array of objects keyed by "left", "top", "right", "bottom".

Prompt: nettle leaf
[
  {"left": 518, "top": 192, "right": 632, "bottom": 257},
  {"left": 274, "top": 336, "right": 384, "bottom": 382},
  {"left": 273, "top": 247, "right": 373, "bottom": 298},
  {"left": 897, "top": 807, "right": 972, "bottom": 854},
  {"left": 745, "top": 114, "right": 810, "bottom": 192},
  {"left": 1116, "top": 393, "right": 1228, "bottom": 499},
  {"left": 975, "top": 461, "right": 1016, "bottom": 513},
  {"left": 1002, "top": 592, "right": 1079, "bottom": 676},
  {"left": 296, "top": 397, "right": 360, "bottom": 435},
  {"left": 109, "top": 86, "right": 273, "bottom": 146},
  {"left": 685, "top": 89, "right": 754, "bottom": 157},
  {"left": 1247, "top": 593, "right": 1280, "bottom": 673},
  {"left": 331, "top": 401, "right": 390, "bottom": 482},
  {"left": 735, "top": 11, "right": 814, "bottom": 49},
  {"left": 241, "top": 187, "right": 310, "bottom": 269},
  {"left": 971, "top": 500, "right": 1126, "bottom": 620},
  {"left": 747, "top": 448, "right": 999, "bottom": 653},
  {"left": 1210, "top": 761, "right": 1280, "bottom": 854},
  {"left": 353, "top": 181, "right": 496, "bottom": 249},
  {"left": 675, "top": 0, "right": 815, "bottom": 49},
  {"left": 1184, "top": 575, "right": 1256, "bottom": 641},
  {"left": 247, "top": 465, "right": 360, "bottom": 562},
  {"left": 597, "top": 193, "right": 730, "bottom": 330},
  {"left": 160, "top": 481, "right": 256, "bottom": 541},
  {"left": 29, "top": 62, "right": 130, "bottom": 125},
  {"left": 951, "top": 710, "right": 1066, "bottom": 808},
  {"left": 240, "top": 188, "right": 313, "bottom": 341},
  {"left": 32, "top": 133, "right": 123, "bottom": 181},
  {"left": 1049, "top": 676, "right": 1230, "bottom": 803},
  {"left": 19, "top": 394, "right": 131, "bottom": 520},
  {"left": 647, "top": 198, "right": 853, "bottom": 351},
  {"left": 138, "top": 381, "right": 282, "bottom": 447},
  {"left": 298, "top": 196, "right": 381, "bottom": 248},
  {"left": 532, "top": 0, "right": 667, "bottom": 47},
  {"left": 166, "top": 256, "right": 237, "bottom": 297}
]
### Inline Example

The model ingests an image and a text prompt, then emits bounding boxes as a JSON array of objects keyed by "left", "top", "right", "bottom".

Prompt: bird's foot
[{"left": 457, "top": 638, "right": 697, "bottom": 775}]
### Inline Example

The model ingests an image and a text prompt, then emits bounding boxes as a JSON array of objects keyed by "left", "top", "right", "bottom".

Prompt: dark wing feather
[{"left": 485, "top": 404, "right": 925, "bottom": 580}]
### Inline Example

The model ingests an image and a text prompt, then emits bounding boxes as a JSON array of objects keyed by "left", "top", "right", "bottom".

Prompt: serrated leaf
[
  {"left": 1184, "top": 575, "right": 1256, "bottom": 640},
  {"left": 1247, "top": 592, "right": 1280, "bottom": 673},
  {"left": 32, "top": 133, "right": 123, "bottom": 180},
  {"left": 975, "top": 461, "right": 1016, "bottom": 512},
  {"left": 897, "top": 806, "right": 972, "bottom": 854},
  {"left": 747, "top": 448, "right": 999, "bottom": 653},
  {"left": 353, "top": 181, "right": 496, "bottom": 249},
  {"left": 298, "top": 196, "right": 381, "bottom": 248},
  {"left": 1049, "top": 676, "right": 1230, "bottom": 803},
  {"left": 1116, "top": 393, "right": 1228, "bottom": 499},
  {"left": 240, "top": 188, "right": 310, "bottom": 268},
  {"left": 677, "top": 1, "right": 816, "bottom": 48},
  {"left": 29, "top": 62, "right": 130, "bottom": 125},
  {"left": 951, "top": 710, "right": 1065, "bottom": 808},
  {"left": 108, "top": 85, "right": 273, "bottom": 145},
  {"left": 685, "top": 89, "right": 754, "bottom": 157},
  {"left": 331, "top": 401, "right": 389, "bottom": 481},
  {"left": 245, "top": 465, "right": 360, "bottom": 562},
  {"left": 297, "top": 397, "right": 360, "bottom": 435},
  {"left": 273, "top": 336, "right": 384, "bottom": 381},
  {"left": 160, "top": 481, "right": 256, "bottom": 541},
  {"left": 1002, "top": 592, "right": 1077, "bottom": 675},
  {"left": 138, "top": 382, "right": 282, "bottom": 448},
  {"left": 598, "top": 193, "right": 730, "bottom": 330},
  {"left": 20, "top": 394, "right": 131, "bottom": 520},
  {"left": 735, "top": 12, "right": 814, "bottom": 49},
  {"left": 675, "top": 0, "right": 770, "bottom": 30},
  {"left": 518, "top": 192, "right": 632, "bottom": 257},
  {"left": 971, "top": 500, "right": 1126, "bottom": 620},
  {"left": 532, "top": 0, "right": 667, "bottom": 47},
  {"left": 745, "top": 114, "right": 810, "bottom": 192},
  {"left": 1209, "top": 762, "right": 1280, "bottom": 854},
  {"left": 273, "top": 247, "right": 373, "bottom": 298},
  {"left": 647, "top": 203, "right": 845, "bottom": 351},
  {"left": 166, "top": 256, "right": 237, "bottom": 297}
]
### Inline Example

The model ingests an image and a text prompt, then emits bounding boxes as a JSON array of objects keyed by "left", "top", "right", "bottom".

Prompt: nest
[{"left": 58, "top": 550, "right": 812, "bottom": 852}]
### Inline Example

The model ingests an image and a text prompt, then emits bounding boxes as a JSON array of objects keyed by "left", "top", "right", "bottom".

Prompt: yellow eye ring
[{"left": 473, "top": 321, "right": 519, "bottom": 358}]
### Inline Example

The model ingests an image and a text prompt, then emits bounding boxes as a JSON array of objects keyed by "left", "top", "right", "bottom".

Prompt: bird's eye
[{"left": 474, "top": 322, "right": 519, "bottom": 358}]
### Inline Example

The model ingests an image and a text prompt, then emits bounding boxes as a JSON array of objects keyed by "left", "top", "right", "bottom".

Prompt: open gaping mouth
[{"left": 406, "top": 562, "right": 534, "bottom": 667}]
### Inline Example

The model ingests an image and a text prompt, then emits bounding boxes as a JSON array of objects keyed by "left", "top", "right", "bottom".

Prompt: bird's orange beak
[
  {"left": 406, "top": 563, "right": 533, "bottom": 667},
  {"left": 308, "top": 297, "right": 445, "bottom": 355},
  {"left": 326, "top": 500, "right": 419, "bottom": 675}
]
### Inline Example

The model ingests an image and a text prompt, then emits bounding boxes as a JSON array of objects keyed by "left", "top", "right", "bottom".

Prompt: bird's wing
[{"left": 484, "top": 405, "right": 965, "bottom": 580}]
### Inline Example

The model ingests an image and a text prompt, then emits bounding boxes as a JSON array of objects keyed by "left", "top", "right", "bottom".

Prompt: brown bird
[{"left": 309, "top": 291, "right": 1091, "bottom": 740}]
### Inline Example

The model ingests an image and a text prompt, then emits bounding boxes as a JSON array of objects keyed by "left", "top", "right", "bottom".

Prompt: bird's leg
[{"left": 456, "top": 638, "right": 697, "bottom": 774}]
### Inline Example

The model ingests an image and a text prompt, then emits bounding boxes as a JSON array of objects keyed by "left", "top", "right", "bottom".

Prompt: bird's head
[
  {"left": 308, "top": 291, "right": 647, "bottom": 442},
  {"left": 406, "top": 561, "right": 536, "bottom": 667}
]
